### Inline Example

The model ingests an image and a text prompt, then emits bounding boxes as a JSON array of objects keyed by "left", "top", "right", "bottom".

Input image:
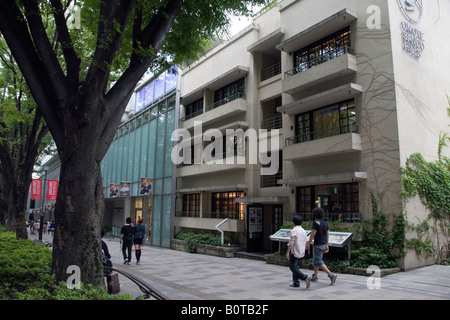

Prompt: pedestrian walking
[
  {"left": 305, "top": 207, "right": 337, "bottom": 285},
  {"left": 133, "top": 218, "right": 146, "bottom": 265},
  {"left": 120, "top": 217, "right": 135, "bottom": 265},
  {"left": 286, "top": 214, "right": 310, "bottom": 289}
]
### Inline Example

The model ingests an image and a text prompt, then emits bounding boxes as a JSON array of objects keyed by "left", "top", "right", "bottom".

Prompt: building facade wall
[
  {"left": 174, "top": 0, "right": 449, "bottom": 268},
  {"left": 101, "top": 68, "right": 178, "bottom": 248},
  {"left": 387, "top": 0, "right": 450, "bottom": 268}
]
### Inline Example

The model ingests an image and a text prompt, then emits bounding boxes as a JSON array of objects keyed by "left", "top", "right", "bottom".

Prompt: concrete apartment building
[{"left": 174, "top": 0, "right": 449, "bottom": 269}]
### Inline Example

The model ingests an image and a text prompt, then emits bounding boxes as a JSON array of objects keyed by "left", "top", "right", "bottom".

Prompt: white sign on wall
[
  {"left": 398, "top": 0, "right": 425, "bottom": 59},
  {"left": 398, "top": 0, "right": 423, "bottom": 23}
]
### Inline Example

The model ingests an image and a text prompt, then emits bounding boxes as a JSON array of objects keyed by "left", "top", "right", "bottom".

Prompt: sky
[{"left": 229, "top": 14, "right": 254, "bottom": 36}]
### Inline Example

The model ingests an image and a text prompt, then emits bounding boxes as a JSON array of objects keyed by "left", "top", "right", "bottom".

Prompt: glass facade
[
  {"left": 293, "top": 99, "right": 357, "bottom": 143},
  {"left": 296, "top": 183, "right": 360, "bottom": 222},
  {"left": 101, "top": 68, "right": 177, "bottom": 247},
  {"left": 293, "top": 27, "right": 351, "bottom": 73}
]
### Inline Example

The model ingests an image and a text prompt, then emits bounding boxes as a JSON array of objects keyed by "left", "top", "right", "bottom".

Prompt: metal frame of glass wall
[{"left": 101, "top": 68, "right": 178, "bottom": 247}]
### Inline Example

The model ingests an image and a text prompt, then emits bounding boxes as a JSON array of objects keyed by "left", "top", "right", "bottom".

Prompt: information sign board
[{"left": 269, "top": 228, "right": 353, "bottom": 259}]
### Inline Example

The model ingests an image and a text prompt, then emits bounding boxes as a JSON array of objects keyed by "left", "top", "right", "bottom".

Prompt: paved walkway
[
  {"left": 101, "top": 237, "right": 450, "bottom": 301},
  {"left": 29, "top": 232, "right": 450, "bottom": 301}
]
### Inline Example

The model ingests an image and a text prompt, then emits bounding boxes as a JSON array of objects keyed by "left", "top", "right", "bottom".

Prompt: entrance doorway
[
  {"left": 247, "top": 204, "right": 283, "bottom": 253},
  {"left": 132, "top": 197, "right": 152, "bottom": 244},
  {"left": 247, "top": 205, "right": 263, "bottom": 252}
]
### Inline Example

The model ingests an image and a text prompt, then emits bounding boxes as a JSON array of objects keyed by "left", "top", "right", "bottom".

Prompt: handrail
[
  {"left": 285, "top": 46, "right": 354, "bottom": 78},
  {"left": 104, "top": 266, "right": 170, "bottom": 300}
]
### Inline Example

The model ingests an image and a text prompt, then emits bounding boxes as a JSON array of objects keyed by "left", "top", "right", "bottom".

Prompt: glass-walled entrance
[
  {"left": 101, "top": 68, "right": 177, "bottom": 248},
  {"left": 131, "top": 197, "right": 152, "bottom": 243}
]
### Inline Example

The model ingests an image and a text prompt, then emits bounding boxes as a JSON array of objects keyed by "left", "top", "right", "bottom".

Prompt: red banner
[
  {"left": 31, "top": 179, "right": 42, "bottom": 200},
  {"left": 47, "top": 180, "right": 59, "bottom": 200}
]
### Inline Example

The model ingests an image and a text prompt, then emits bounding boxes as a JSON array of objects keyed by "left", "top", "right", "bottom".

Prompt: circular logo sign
[{"left": 398, "top": 0, "right": 423, "bottom": 23}]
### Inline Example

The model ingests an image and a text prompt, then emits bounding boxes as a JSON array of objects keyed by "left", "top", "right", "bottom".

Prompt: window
[
  {"left": 293, "top": 27, "right": 351, "bottom": 74},
  {"left": 296, "top": 183, "right": 360, "bottom": 222},
  {"left": 185, "top": 98, "right": 203, "bottom": 120},
  {"left": 212, "top": 191, "right": 244, "bottom": 220},
  {"left": 260, "top": 151, "right": 283, "bottom": 188},
  {"left": 182, "top": 194, "right": 200, "bottom": 217},
  {"left": 294, "top": 99, "right": 356, "bottom": 143},
  {"left": 213, "top": 78, "right": 245, "bottom": 108}
]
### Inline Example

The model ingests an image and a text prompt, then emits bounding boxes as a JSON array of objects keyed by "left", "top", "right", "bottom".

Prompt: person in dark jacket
[{"left": 120, "top": 217, "right": 135, "bottom": 265}]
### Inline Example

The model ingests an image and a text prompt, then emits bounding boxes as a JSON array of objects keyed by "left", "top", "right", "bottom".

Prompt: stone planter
[
  {"left": 346, "top": 266, "right": 400, "bottom": 277},
  {"left": 171, "top": 239, "right": 241, "bottom": 258},
  {"left": 264, "top": 253, "right": 289, "bottom": 267}
]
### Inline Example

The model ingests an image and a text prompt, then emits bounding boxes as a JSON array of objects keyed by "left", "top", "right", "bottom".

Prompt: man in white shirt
[{"left": 286, "top": 215, "right": 311, "bottom": 289}]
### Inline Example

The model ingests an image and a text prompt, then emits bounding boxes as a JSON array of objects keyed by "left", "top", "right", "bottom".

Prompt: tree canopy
[{"left": 0, "top": 0, "right": 273, "bottom": 285}]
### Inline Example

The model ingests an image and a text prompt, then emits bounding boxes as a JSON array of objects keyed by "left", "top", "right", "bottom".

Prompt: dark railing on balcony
[
  {"left": 261, "top": 61, "right": 281, "bottom": 82},
  {"left": 286, "top": 123, "right": 358, "bottom": 145},
  {"left": 297, "top": 212, "right": 361, "bottom": 223},
  {"left": 176, "top": 211, "right": 242, "bottom": 220},
  {"left": 180, "top": 108, "right": 203, "bottom": 122},
  {"left": 261, "top": 114, "right": 282, "bottom": 130},
  {"left": 176, "top": 211, "right": 200, "bottom": 218},
  {"left": 205, "top": 92, "right": 246, "bottom": 112},
  {"left": 285, "top": 46, "right": 354, "bottom": 78},
  {"left": 260, "top": 171, "right": 283, "bottom": 188},
  {"left": 204, "top": 211, "right": 241, "bottom": 220}
]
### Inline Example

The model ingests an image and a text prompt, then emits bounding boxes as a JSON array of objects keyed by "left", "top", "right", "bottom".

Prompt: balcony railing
[
  {"left": 205, "top": 92, "right": 246, "bottom": 112},
  {"left": 176, "top": 211, "right": 200, "bottom": 218},
  {"left": 285, "top": 46, "right": 354, "bottom": 78},
  {"left": 297, "top": 212, "right": 361, "bottom": 223},
  {"left": 261, "top": 114, "right": 282, "bottom": 130},
  {"left": 286, "top": 123, "right": 358, "bottom": 145},
  {"left": 261, "top": 61, "right": 281, "bottom": 82},
  {"left": 180, "top": 108, "right": 203, "bottom": 122},
  {"left": 205, "top": 211, "right": 242, "bottom": 220},
  {"left": 260, "top": 171, "right": 283, "bottom": 188}
]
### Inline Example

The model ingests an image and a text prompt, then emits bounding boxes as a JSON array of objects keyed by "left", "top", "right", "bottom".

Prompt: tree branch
[
  {"left": 22, "top": 0, "right": 70, "bottom": 101},
  {"left": 49, "top": 0, "right": 81, "bottom": 90},
  {"left": 103, "top": 0, "right": 184, "bottom": 130},
  {"left": 84, "top": 0, "right": 135, "bottom": 95},
  {"left": 0, "top": 0, "right": 65, "bottom": 148}
]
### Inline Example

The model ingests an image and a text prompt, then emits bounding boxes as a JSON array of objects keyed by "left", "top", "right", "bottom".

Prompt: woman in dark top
[{"left": 133, "top": 218, "right": 146, "bottom": 265}]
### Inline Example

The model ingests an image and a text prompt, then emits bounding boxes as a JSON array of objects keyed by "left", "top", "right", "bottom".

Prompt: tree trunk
[
  {"left": 51, "top": 141, "right": 105, "bottom": 287},
  {"left": 3, "top": 180, "right": 30, "bottom": 240}
]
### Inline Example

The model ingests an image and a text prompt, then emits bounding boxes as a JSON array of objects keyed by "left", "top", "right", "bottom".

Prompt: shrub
[
  {"left": 0, "top": 227, "right": 53, "bottom": 299},
  {"left": 0, "top": 225, "right": 131, "bottom": 300},
  {"left": 350, "top": 194, "right": 406, "bottom": 269},
  {"left": 175, "top": 232, "right": 237, "bottom": 253}
]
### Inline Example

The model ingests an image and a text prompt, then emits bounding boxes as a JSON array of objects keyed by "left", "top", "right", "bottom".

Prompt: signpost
[{"left": 269, "top": 228, "right": 353, "bottom": 259}]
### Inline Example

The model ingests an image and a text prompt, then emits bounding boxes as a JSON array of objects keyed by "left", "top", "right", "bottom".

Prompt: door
[
  {"left": 246, "top": 205, "right": 263, "bottom": 252},
  {"left": 271, "top": 205, "right": 283, "bottom": 252},
  {"left": 318, "top": 195, "right": 330, "bottom": 216}
]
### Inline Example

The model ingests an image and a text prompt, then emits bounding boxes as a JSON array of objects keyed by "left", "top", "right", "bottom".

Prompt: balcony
[
  {"left": 261, "top": 61, "right": 281, "bottom": 82},
  {"left": 180, "top": 93, "right": 247, "bottom": 130},
  {"left": 174, "top": 216, "right": 245, "bottom": 233},
  {"left": 284, "top": 128, "right": 361, "bottom": 162},
  {"left": 177, "top": 152, "right": 247, "bottom": 177},
  {"left": 261, "top": 114, "right": 282, "bottom": 130},
  {"left": 283, "top": 47, "right": 357, "bottom": 94}
]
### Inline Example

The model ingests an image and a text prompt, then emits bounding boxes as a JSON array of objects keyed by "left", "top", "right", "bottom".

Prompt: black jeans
[
  {"left": 289, "top": 253, "right": 307, "bottom": 286},
  {"left": 122, "top": 240, "right": 133, "bottom": 262}
]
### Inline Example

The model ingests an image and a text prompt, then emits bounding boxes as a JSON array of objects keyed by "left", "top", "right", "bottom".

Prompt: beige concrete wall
[
  {"left": 387, "top": 0, "right": 450, "bottom": 269},
  {"left": 175, "top": 0, "right": 449, "bottom": 268}
]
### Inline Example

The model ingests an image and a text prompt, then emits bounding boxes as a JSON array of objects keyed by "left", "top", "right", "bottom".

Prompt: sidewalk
[
  {"left": 28, "top": 232, "right": 450, "bottom": 300},
  {"left": 102, "top": 237, "right": 450, "bottom": 300}
]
